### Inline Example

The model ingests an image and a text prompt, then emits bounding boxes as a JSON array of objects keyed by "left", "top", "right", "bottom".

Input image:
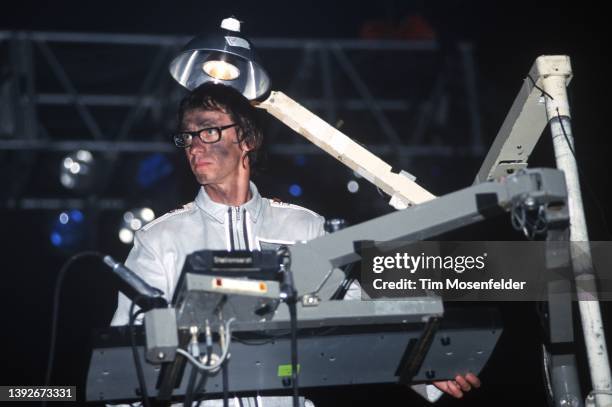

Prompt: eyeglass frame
[{"left": 171, "top": 123, "right": 239, "bottom": 148}]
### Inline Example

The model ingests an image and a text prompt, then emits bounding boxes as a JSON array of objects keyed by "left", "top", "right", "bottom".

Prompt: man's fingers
[
  {"left": 455, "top": 375, "right": 472, "bottom": 392},
  {"left": 434, "top": 379, "right": 469, "bottom": 398},
  {"left": 465, "top": 373, "right": 481, "bottom": 388},
  {"left": 433, "top": 380, "right": 448, "bottom": 393},
  {"left": 436, "top": 380, "right": 463, "bottom": 398},
  {"left": 448, "top": 381, "right": 463, "bottom": 398}
]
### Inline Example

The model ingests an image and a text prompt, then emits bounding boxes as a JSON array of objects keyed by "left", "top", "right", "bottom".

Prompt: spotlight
[
  {"left": 347, "top": 180, "right": 360, "bottom": 193},
  {"left": 169, "top": 17, "right": 271, "bottom": 100},
  {"left": 289, "top": 184, "right": 302, "bottom": 197},
  {"left": 202, "top": 60, "right": 240, "bottom": 81},
  {"left": 60, "top": 150, "right": 95, "bottom": 190},
  {"left": 119, "top": 207, "right": 156, "bottom": 244},
  {"left": 49, "top": 209, "right": 86, "bottom": 249}
]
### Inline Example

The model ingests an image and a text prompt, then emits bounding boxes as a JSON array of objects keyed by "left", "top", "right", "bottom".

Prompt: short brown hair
[{"left": 177, "top": 83, "right": 263, "bottom": 169}]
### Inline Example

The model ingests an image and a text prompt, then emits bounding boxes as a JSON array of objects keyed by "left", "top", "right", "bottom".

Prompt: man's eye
[{"left": 205, "top": 129, "right": 216, "bottom": 135}]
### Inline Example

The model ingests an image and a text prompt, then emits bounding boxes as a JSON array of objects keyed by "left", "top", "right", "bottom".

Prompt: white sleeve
[
  {"left": 110, "top": 230, "right": 169, "bottom": 326},
  {"left": 410, "top": 383, "right": 444, "bottom": 403}
]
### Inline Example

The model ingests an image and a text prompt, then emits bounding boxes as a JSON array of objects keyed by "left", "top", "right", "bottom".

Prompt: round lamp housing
[{"left": 169, "top": 23, "right": 270, "bottom": 100}]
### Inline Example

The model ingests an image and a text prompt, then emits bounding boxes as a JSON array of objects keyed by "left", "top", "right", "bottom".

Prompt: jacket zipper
[
  {"left": 227, "top": 207, "right": 236, "bottom": 250},
  {"left": 242, "top": 209, "right": 250, "bottom": 251},
  {"left": 229, "top": 207, "right": 250, "bottom": 251}
]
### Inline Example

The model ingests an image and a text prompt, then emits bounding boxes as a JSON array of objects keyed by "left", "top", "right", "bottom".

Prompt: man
[{"left": 111, "top": 82, "right": 479, "bottom": 403}]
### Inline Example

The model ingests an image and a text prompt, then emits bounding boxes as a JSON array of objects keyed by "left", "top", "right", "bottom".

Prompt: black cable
[
  {"left": 526, "top": 74, "right": 555, "bottom": 101},
  {"left": 276, "top": 246, "right": 300, "bottom": 407},
  {"left": 129, "top": 299, "right": 151, "bottom": 407},
  {"left": 183, "top": 362, "right": 198, "bottom": 407},
  {"left": 555, "top": 108, "right": 576, "bottom": 156},
  {"left": 331, "top": 263, "right": 355, "bottom": 300},
  {"left": 222, "top": 360, "right": 229, "bottom": 407},
  {"left": 193, "top": 364, "right": 210, "bottom": 407},
  {"left": 527, "top": 73, "right": 611, "bottom": 239},
  {"left": 44, "top": 251, "right": 103, "bottom": 395},
  {"left": 288, "top": 299, "right": 299, "bottom": 407}
]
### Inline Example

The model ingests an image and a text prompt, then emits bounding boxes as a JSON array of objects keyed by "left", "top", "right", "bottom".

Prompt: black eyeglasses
[{"left": 172, "top": 123, "right": 238, "bottom": 148}]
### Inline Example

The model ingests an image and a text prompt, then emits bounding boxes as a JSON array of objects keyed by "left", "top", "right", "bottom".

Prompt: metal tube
[{"left": 542, "top": 73, "right": 612, "bottom": 407}]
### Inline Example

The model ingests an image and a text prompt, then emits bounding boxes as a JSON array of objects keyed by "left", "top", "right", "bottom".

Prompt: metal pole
[{"left": 540, "top": 56, "right": 612, "bottom": 407}]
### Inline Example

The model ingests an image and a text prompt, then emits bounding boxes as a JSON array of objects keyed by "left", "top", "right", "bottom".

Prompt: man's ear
[{"left": 238, "top": 131, "right": 255, "bottom": 153}]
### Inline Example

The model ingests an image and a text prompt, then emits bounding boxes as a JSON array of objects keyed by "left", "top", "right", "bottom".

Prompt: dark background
[{"left": 0, "top": 1, "right": 610, "bottom": 406}]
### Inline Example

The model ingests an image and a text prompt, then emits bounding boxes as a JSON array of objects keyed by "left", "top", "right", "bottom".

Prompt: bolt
[{"left": 157, "top": 351, "right": 165, "bottom": 360}]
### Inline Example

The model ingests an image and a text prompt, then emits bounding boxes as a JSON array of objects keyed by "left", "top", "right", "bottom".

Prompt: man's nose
[{"left": 189, "top": 136, "right": 210, "bottom": 153}]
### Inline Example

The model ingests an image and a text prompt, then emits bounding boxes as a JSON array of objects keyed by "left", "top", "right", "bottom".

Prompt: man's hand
[{"left": 433, "top": 373, "right": 481, "bottom": 399}]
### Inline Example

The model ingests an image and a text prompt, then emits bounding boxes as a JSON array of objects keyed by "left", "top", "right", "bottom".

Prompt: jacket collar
[{"left": 194, "top": 181, "right": 263, "bottom": 224}]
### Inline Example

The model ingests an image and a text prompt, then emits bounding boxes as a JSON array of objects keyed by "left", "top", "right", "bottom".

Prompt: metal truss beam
[
  {"left": 0, "top": 139, "right": 483, "bottom": 157},
  {"left": 2, "top": 197, "right": 125, "bottom": 210}
]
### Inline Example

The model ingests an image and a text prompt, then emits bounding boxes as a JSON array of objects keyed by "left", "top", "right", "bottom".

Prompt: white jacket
[
  {"left": 111, "top": 181, "right": 325, "bottom": 326},
  {"left": 109, "top": 181, "right": 441, "bottom": 404}
]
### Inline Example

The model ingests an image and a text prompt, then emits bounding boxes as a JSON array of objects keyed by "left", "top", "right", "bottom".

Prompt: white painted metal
[{"left": 537, "top": 55, "right": 611, "bottom": 407}]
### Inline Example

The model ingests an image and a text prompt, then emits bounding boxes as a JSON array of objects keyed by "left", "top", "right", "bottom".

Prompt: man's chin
[{"left": 193, "top": 173, "right": 212, "bottom": 184}]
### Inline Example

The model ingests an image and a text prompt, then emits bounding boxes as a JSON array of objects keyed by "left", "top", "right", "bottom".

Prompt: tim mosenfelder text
[{"left": 370, "top": 252, "right": 527, "bottom": 292}]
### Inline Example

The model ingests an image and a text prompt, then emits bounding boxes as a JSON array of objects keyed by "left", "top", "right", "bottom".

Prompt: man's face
[{"left": 182, "top": 108, "right": 249, "bottom": 186}]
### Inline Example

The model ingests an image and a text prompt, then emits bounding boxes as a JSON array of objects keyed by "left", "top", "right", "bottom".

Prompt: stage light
[
  {"left": 347, "top": 180, "right": 359, "bottom": 193},
  {"left": 118, "top": 228, "right": 134, "bottom": 245},
  {"left": 202, "top": 60, "right": 240, "bottom": 81},
  {"left": 49, "top": 209, "right": 86, "bottom": 249},
  {"left": 289, "top": 184, "right": 302, "bottom": 197},
  {"left": 60, "top": 150, "right": 95, "bottom": 190},
  {"left": 119, "top": 207, "right": 156, "bottom": 244},
  {"left": 169, "top": 17, "right": 270, "bottom": 100}
]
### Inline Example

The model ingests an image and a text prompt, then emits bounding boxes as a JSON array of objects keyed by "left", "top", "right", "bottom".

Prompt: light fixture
[
  {"left": 169, "top": 17, "right": 270, "bottom": 100},
  {"left": 202, "top": 60, "right": 240, "bottom": 81},
  {"left": 50, "top": 210, "right": 86, "bottom": 249},
  {"left": 118, "top": 207, "right": 156, "bottom": 244},
  {"left": 289, "top": 184, "right": 302, "bottom": 197},
  {"left": 169, "top": 18, "right": 436, "bottom": 209},
  {"left": 347, "top": 180, "right": 360, "bottom": 193},
  {"left": 60, "top": 150, "right": 95, "bottom": 190}
]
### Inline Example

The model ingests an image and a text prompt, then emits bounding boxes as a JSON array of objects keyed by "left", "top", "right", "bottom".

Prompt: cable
[
  {"left": 511, "top": 201, "right": 548, "bottom": 240},
  {"left": 277, "top": 247, "right": 300, "bottom": 407},
  {"left": 44, "top": 251, "right": 103, "bottom": 394},
  {"left": 183, "top": 363, "right": 199, "bottom": 407},
  {"left": 177, "top": 318, "right": 235, "bottom": 372},
  {"left": 129, "top": 300, "right": 151, "bottom": 407},
  {"left": 528, "top": 72, "right": 611, "bottom": 239},
  {"left": 222, "top": 360, "right": 229, "bottom": 407},
  {"left": 526, "top": 74, "right": 555, "bottom": 101},
  {"left": 288, "top": 299, "right": 299, "bottom": 407},
  {"left": 219, "top": 322, "right": 229, "bottom": 407}
]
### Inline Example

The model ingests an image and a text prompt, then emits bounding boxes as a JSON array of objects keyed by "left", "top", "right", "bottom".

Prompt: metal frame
[
  {"left": 288, "top": 168, "right": 567, "bottom": 298},
  {"left": 0, "top": 31, "right": 483, "bottom": 211},
  {"left": 474, "top": 55, "right": 611, "bottom": 406}
]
